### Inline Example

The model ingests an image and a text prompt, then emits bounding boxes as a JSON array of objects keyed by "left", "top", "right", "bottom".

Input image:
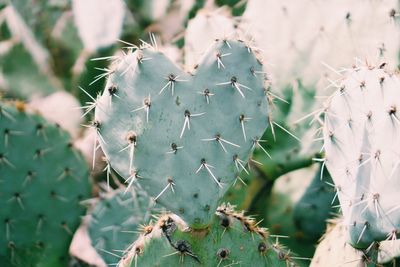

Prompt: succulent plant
[
  {"left": 241, "top": 0, "right": 400, "bottom": 94},
  {"left": 311, "top": 219, "right": 400, "bottom": 267},
  {"left": 184, "top": 8, "right": 235, "bottom": 71},
  {"left": 311, "top": 220, "right": 377, "bottom": 267},
  {"left": 0, "top": 101, "right": 91, "bottom": 266},
  {"left": 1, "top": 0, "right": 400, "bottom": 266},
  {"left": 119, "top": 204, "right": 297, "bottom": 267},
  {"left": 323, "top": 64, "right": 400, "bottom": 248},
  {"left": 94, "top": 38, "right": 269, "bottom": 228},
  {"left": 293, "top": 164, "right": 338, "bottom": 240},
  {"left": 88, "top": 188, "right": 154, "bottom": 265}
]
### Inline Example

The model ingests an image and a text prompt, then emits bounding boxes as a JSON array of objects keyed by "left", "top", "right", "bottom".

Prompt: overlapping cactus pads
[
  {"left": 119, "top": 204, "right": 295, "bottom": 267},
  {"left": 95, "top": 39, "right": 269, "bottom": 228}
]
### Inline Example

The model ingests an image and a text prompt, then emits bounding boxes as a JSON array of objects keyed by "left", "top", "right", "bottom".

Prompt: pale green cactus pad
[
  {"left": 94, "top": 39, "right": 269, "bottom": 228},
  {"left": 0, "top": 102, "right": 91, "bottom": 266},
  {"left": 323, "top": 64, "right": 400, "bottom": 248}
]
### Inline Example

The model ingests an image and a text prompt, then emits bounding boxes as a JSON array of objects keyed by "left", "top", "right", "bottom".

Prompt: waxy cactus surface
[
  {"left": 0, "top": 102, "right": 91, "bottom": 266},
  {"left": 88, "top": 189, "right": 154, "bottom": 265},
  {"left": 95, "top": 39, "right": 269, "bottom": 228},
  {"left": 323, "top": 64, "right": 400, "bottom": 248},
  {"left": 119, "top": 204, "right": 297, "bottom": 267}
]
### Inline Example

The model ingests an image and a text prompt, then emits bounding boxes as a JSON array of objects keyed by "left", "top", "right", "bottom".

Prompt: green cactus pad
[
  {"left": 88, "top": 189, "right": 155, "bottom": 265},
  {"left": 95, "top": 39, "right": 269, "bottom": 228},
  {"left": 263, "top": 167, "right": 318, "bottom": 261},
  {"left": 0, "top": 102, "right": 91, "bottom": 266},
  {"left": 293, "top": 164, "right": 339, "bottom": 240},
  {"left": 119, "top": 204, "right": 298, "bottom": 267}
]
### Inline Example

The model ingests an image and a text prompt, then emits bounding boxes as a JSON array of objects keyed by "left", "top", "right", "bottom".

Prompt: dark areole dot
[
  {"left": 217, "top": 248, "right": 229, "bottom": 259},
  {"left": 176, "top": 240, "right": 190, "bottom": 252},
  {"left": 36, "top": 241, "right": 45, "bottom": 249},
  {"left": 258, "top": 242, "right": 267, "bottom": 253},
  {"left": 220, "top": 216, "right": 230, "bottom": 228},
  {"left": 390, "top": 9, "right": 396, "bottom": 18},
  {"left": 108, "top": 85, "right": 118, "bottom": 95}
]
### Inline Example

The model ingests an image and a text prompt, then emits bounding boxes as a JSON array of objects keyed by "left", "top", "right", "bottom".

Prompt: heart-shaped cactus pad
[{"left": 95, "top": 39, "right": 269, "bottom": 228}]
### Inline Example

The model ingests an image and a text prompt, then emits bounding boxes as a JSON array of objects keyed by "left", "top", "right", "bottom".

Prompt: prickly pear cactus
[
  {"left": 88, "top": 189, "right": 154, "bottom": 265},
  {"left": 95, "top": 39, "right": 269, "bottom": 228},
  {"left": 323, "top": 64, "right": 400, "bottom": 248},
  {"left": 184, "top": 8, "right": 235, "bottom": 71},
  {"left": 72, "top": 0, "right": 125, "bottom": 52},
  {"left": 241, "top": 0, "right": 400, "bottom": 93},
  {"left": 0, "top": 102, "right": 91, "bottom": 266},
  {"left": 310, "top": 221, "right": 378, "bottom": 267},
  {"left": 119, "top": 204, "right": 297, "bottom": 267},
  {"left": 293, "top": 164, "right": 338, "bottom": 240}
]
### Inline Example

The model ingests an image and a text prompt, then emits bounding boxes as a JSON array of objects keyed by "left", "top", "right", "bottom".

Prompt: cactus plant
[
  {"left": 0, "top": 6, "right": 59, "bottom": 99},
  {"left": 241, "top": 0, "right": 400, "bottom": 94},
  {"left": 94, "top": 38, "right": 269, "bottom": 228},
  {"left": 311, "top": 219, "right": 400, "bottom": 266},
  {"left": 2, "top": 1, "right": 400, "bottom": 266},
  {"left": 88, "top": 188, "right": 155, "bottom": 265},
  {"left": 0, "top": 101, "right": 91, "bottom": 266},
  {"left": 184, "top": 8, "right": 235, "bottom": 71},
  {"left": 293, "top": 164, "right": 339, "bottom": 240},
  {"left": 310, "top": 220, "right": 378, "bottom": 267},
  {"left": 262, "top": 166, "right": 318, "bottom": 260},
  {"left": 322, "top": 64, "right": 400, "bottom": 249},
  {"left": 184, "top": 8, "right": 318, "bottom": 181},
  {"left": 119, "top": 204, "right": 297, "bottom": 267},
  {"left": 72, "top": 0, "right": 125, "bottom": 53}
]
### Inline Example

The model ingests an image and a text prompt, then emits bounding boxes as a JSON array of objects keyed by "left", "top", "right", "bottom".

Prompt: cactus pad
[
  {"left": 88, "top": 189, "right": 154, "bottom": 265},
  {"left": 323, "top": 64, "right": 400, "bottom": 248},
  {"left": 310, "top": 221, "right": 378, "bottom": 267},
  {"left": 95, "top": 39, "right": 269, "bottom": 228},
  {"left": 119, "top": 204, "right": 297, "bottom": 267},
  {"left": 293, "top": 165, "right": 338, "bottom": 240},
  {"left": 0, "top": 102, "right": 91, "bottom": 266}
]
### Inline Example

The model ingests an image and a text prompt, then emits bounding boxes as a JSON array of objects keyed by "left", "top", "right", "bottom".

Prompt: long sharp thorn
[
  {"left": 233, "top": 83, "right": 245, "bottom": 98},
  {"left": 159, "top": 81, "right": 171, "bottom": 95},
  {"left": 357, "top": 223, "right": 368, "bottom": 244},
  {"left": 180, "top": 117, "right": 189, "bottom": 139},
  {"left": 205, "top": 164, "right": 222, "bottom": 188},
  {"left": 221, "top": 138, "right": 240, "bottom": 148},
  {"left": 218, "top": 140, "right": 228, "bottom": 153},
  {"left": 272, "top": 122, "right": 300, "bottom": 142},
  {"left": 154, "top": 184, "right": 170, "bottom": 202}
]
